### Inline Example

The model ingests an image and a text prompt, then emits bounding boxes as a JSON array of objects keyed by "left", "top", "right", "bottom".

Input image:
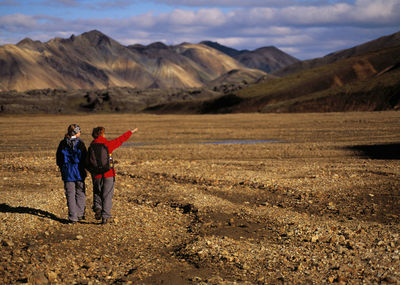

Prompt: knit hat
[{"left": 71, "top": 125, "right": 81, "bottom": 135}]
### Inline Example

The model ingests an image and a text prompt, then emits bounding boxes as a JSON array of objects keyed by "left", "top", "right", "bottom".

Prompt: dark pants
[
  {"left": 92, "top": 177, "right": 115, "bottom": 219},
  {"left": 64, "top": 181, "right": 86, "bottom": 222}
]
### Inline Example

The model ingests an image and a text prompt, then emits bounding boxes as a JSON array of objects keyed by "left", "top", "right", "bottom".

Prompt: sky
[{"left": 0, "top": 0, "right": 399, "bottom": 60}]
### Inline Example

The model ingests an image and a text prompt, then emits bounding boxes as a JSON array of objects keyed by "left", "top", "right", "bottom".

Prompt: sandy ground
[{"left": 0, "top": 112, "right": 400, "bottom": 284}]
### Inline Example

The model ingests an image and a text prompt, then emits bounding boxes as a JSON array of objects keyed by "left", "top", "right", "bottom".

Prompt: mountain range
[
  {"left": 0, "top": 30, "right": 296, "bottom": 92},
  {"left": 146, "top": 30, "right": 400, "bottom": 114},
  {"left": 0, "top": 30, "right": 399, "bottom": 114}
]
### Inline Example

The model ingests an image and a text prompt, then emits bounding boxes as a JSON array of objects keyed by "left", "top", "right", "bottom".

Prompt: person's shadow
[{"left": 0, "top": 203, "right": 70, "bottom": 224}]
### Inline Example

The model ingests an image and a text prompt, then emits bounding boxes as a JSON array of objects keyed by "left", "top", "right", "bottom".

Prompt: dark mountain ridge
[
  {"left": 201, "top": 41, "right": 299, "bottom": 73},
  {"left": 200, "top": 41, "right": 243, "bottom": 57}
]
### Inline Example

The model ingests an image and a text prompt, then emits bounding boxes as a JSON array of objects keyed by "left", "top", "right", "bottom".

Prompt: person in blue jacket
[{"left": 56, "top": 124, "right": 87, "bottom": 223}]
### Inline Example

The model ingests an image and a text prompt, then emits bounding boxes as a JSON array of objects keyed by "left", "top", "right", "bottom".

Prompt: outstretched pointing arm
[{"left": 107, "top": 128, "right": 138, "bottom": 152}]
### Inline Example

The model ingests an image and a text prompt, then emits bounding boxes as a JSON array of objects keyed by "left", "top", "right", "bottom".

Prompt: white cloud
[
  {"left": 1, "top": 1, "right": 400, "bottom": 59},
  {"left": 351, "top": 0, "right": 400, "bottom": 24},
  {"left": 277, "top": 0, "right": 400, "bottom": 26},
  {"left": 226, "top": 8, "right": 274, "bottom": 25},
  {"left": 167, "top": 9, "right": 197, "bottom": 25},
  {"left": 0, "top": 14, "right": 39, "bottom": 31},
  {"left": 196, "top": 8, "right": 226, "bottom": 26},
  {"left": 151, "top": 0, "right": 333, "bottom": 8},
  {"left": 156, "top": 8, "right": 226, "bottom": 26},
  {"left": 279, "top": 3, "right": 352, "bottom": 25}
]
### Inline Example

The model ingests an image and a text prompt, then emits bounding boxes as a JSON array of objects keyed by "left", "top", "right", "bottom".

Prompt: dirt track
[{"left": 1, "top": 112, "right": 400, "bottom": 284}]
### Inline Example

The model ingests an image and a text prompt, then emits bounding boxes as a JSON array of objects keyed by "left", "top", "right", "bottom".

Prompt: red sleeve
[{"left": 105, "top": 131, "right": 132, "bottom": 153}]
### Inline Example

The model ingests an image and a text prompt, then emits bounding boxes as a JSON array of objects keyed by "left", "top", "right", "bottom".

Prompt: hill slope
[
  {"left": 228, "top": 45, "right": 400, "bottom": 113},
  {"left": 275, "top": 30, "right": 400, "bottom": 77},
  {"left": 0, "top": 31, "right": 266, "bottom": 92},
  {"left": 201, "top": 41, "right": 299, "bottom": 73},
  {"left": 145, "top": 44, "right": 400, "bottom": 114}
]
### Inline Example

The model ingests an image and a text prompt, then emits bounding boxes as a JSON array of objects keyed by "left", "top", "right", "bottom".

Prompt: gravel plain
[{"left": 0, "top": 112, "right": 399, "bottom": 284}]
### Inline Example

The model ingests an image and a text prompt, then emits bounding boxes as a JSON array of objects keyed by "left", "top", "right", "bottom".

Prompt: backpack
[{"left": 87, "top": 143, "right": 113, "bottom": 175}]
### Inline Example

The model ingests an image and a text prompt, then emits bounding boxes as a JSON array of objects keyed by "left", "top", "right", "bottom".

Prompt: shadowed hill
[
  {"left": 201, "top": 41, "right": 299, "bottom": 73},
  {"left": 230, "top": 45, "right": 400, "bottom": 113},
  {"left": 144, "top": 44, "right": 400, "bottom": 114},
  {"left": 275, "top": 30, "right": 400, "bottom": 77}
]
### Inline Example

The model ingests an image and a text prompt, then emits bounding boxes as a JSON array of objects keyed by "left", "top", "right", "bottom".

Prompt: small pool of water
[
  {"left": 124, "top": 140, "right": 281, "bottom": 147},
  {"left": 199, "top": 140, "right": 280, "bottom": 145}
]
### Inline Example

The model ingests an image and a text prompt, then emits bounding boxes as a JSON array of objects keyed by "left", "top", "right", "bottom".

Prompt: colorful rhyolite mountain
[{"left": 0, "top": 30, "right": 297, "bottom": 91}]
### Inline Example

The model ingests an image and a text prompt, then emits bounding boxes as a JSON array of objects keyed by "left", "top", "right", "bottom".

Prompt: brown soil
[{"left": 1, "top": 112, "right": 400, "bottom": 284}]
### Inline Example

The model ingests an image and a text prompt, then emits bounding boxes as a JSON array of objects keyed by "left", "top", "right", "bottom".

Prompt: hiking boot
[
  {"left": 94, "top": 209, "right": 102, "bottom": 220},
  {"left": 101, "top": 217, "right": 113, "bottom": 225}
]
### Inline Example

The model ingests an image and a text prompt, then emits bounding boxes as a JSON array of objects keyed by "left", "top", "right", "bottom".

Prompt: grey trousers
[
  {"left": 92, "top": 177, "right": 115, "bottom": 219},
  {"left": 64, "top": 181, "right": 86, "bottom": 221}
]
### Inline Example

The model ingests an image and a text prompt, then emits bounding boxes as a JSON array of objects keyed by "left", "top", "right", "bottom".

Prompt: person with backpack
[
  {"left": 56, "top": 124, "right": 88, "bottom": 224},
  {"left": 88, "top": 126, "right": 138, "bottom": 224}
]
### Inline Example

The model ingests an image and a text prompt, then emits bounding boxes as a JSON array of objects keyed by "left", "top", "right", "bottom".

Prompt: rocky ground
[
  {"left": 0, "top": 87, "right": 219, "bottom": 114},
  {"left": 0, "top": 112, "right": 399, "bottom": 284}
]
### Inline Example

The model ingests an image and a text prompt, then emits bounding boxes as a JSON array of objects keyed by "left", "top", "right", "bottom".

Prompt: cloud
[
  {"left": 225, "top": 8, "right": 275, "bottom": 26},
  {"left": 0, "top": 14, "right": 39, "bottom": 31},
  {"left": 93, "top": 0, "right": 135, "bottom": 9},
  {"left": 164, "top": 8, "right": 226, "bottom": 26},
  {"left": 277, "top": 0, "right": 400, "bottom": 26},
  {"left": 150, "top": 0, "right": 334, "bottom": 8},
  {"left": 351, "top": 0, "right": 400, "bottom": 25},
  {"left": 0, "top": 0, "right": 399, "bottom": 59},
  {"left": 42, "top": 0, "right": 80, "bottom": 7},
  {"left": 278, "top": 3, "right": 352, "bottom": 25},
  {"left": 0, "top": 0, "right": 19, "bottom": 5}
]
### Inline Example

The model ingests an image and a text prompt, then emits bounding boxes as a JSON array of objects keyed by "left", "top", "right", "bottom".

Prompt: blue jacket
[{"left": 56, "top": 137, "right": 87, "bottom": 182}]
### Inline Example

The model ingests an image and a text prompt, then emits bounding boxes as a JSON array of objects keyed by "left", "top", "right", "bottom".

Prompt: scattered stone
[
  {"left": 1, "top": 112, "right": 400, "bottom": 284},
  {"left": 311, "top": 235, "right": 319, "bottom": 243},
  {"left": 47, "top": 271, "right": 58, "bottom": 283},
  {"left": 29, "top": 272, "right": 48, "bottom": 285},
  {"left": 1, "top": 239, "right": 14, "bottom": 247}
]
